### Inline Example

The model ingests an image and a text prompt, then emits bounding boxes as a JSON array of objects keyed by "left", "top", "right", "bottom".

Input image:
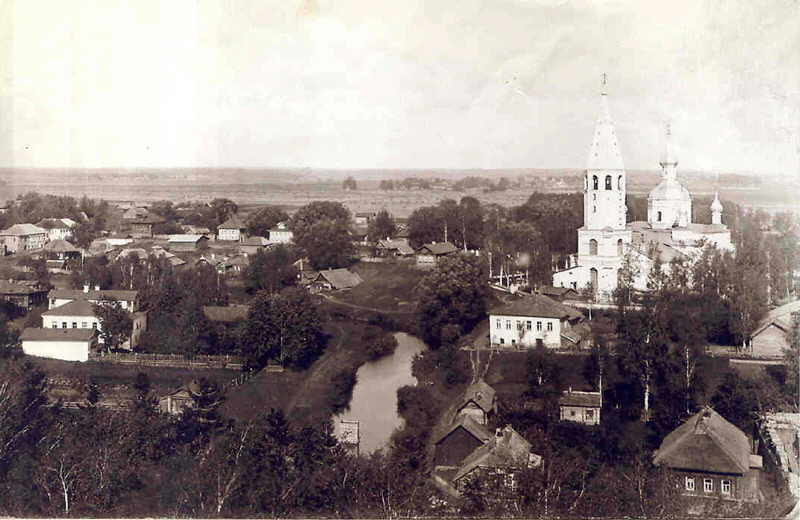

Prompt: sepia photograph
[{"left": 0, "top": 0, "right": 798, "bottom": 518}]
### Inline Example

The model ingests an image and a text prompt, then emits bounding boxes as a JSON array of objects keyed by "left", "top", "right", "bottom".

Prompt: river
[{"left": 334, "top": 332, "right": 427, "bottom": 455}]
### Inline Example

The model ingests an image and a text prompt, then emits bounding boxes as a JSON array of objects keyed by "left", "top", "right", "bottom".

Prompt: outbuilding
[{"left": 20, "top": 327, "right": 98, "bottom": 362}]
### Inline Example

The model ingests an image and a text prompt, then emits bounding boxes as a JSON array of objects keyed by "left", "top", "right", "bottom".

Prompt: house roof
[
  {"left": 491, "top": 294, "right": 581, "bottom": 320},
  {"left": 240, "top": 236, "right": 269, "bottom": 246},
  {"left": 434, "top": 414, "right": 493, "bottom": 445},
  {"left": 453, "top": 424, "right": 540, "bottom": 483},
  {"left": 0, "top": 223, "right": 47, "bottom": 236},
  {"left": 561, "top": 322, "right": 592, "bottom": 344},
  {"left": 42, "top": 299, "right": 97, "bottom": 317},
  {"left": 48, "top": 288, "right": 138, "bottom": 303},
  {"left": 168, "top": 234, "right": 206, "bottom": 243},
  {"left": 127, "top": 210, "right": 165, "bottom": 225},
  {"left": 559, "top": 390, "right": 602, "bottom": 408},
  {"left": 0, "top": 280, "right": 47, "bottom": 295},
  {"left": 314, "top": 268, "right": 363, "bottom": 290},
  {"left": 218, "top": 214, "right": 246, "bottom": 230},
  {"left": 20, "top": 327, "right": 96, "bottom": 342},
  {"left": 355, "top": 211, "right": 377, "bottom": 218},
  {"left": 653, "top": 406, "right": 752, "bottom": 475},
  {"left": 459, "top": 379, "right": 496, "bottom": 414},
  {"left": 417, "top": 241, "right": 458, "bottom": 256},
  {"left": 36, "top": 218, "right": 69, "bottom": 229},
  {"left": 202, "top": 305, "right": 250, "bottom": 323},
  {"left": 753, "top": 300, "right": 800, "bottom": 337},
  {"left": 43, "top": 239, "right": 80, "bottom": 254},
  {"left": 541, "top": 286, "right": 578, "bottom": 298},
  {"left": 377, "top": 238, "right": 414, "bottom": 255}
]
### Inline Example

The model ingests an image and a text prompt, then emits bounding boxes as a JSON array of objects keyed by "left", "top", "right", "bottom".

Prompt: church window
[
  {"left": 592, "top": 205, "right": 596, "bottom": 213},
  {"left": 617, "top": 239, "right": 623, "bottom": 256},
  {"left": 605, "top": 175, "right": 612, "bottom": 190},
  {"left": 592, "top": 176, "right": 598, "bottom": 190},
  {"left": 589, "top": 239, "right": 598, "bottom": 255},
  {"left": 657, "top": 211, "right": 662, "bottom": 222},
  {"left": 618, "top": 176, "right": 622, "bottom": 189},
  {"left": 593, "top": 193, "right": 596, "bottom": 201}
]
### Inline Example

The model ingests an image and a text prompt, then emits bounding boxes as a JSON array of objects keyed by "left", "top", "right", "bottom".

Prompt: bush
[
  {"left": 365, "top": 331, "right": 398, "bottom": 360},
  {"left": 329, "top": 369, "right": 357, "bottom": 414}
]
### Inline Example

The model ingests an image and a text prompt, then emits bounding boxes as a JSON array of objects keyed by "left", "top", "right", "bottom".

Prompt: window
[
  {"left": 526, "top": 320, "right": 532, "bottom": 331},
  {"left": 536, "top": 321, "right": 542, "bottom": 331},
  {"left": 50, "top": 299, "right": 56, "bottom": 307},
  {"left": 585, "top": 409, "right": 594, "bottom": 419},
  {"left": 721, "top": 480, "right": 730, "bottom": 495},
  {"left": 92, "top": 323, "right": 97, "bottom": 329},
  {"left": 703, "top": 478, "right": 713, "bottom": 493},
  {"left": 570, "top": 410, "right": 576, "bottom": 417},
  {"left": 617, "top": 238, "right": 624, "bottom": 256},
  {"left": 589, "top": 239, "right": 598, "bottom": 256},
  {"left": 511, "top": 339, "right": 516, "bottom": 345},
  {"left": 516, "top": 320, "right": 523, "bottom": 331},
  {"left": 51, "top": 322, "right": 58, "bottom": 328},
  {"left": 547, "top": 322, "right": 553, "bottom": 332},
  {"left": 506, "top": 320, "right": 511, "bottom": 330},
  {"left": 618, "top": 175, "right": 623, "bottom": 189},
  {"left": 500, "top": 338, "right": 504, "bottom": 344},
  {"left": 685, "top": 477, "right": 695, "bottom": 491},
  {"left": 592, "top": 176, "right": 598, "bottom": 190},
  {"left": 72, "top": 322, "right": 77, "bottom": 328},
  {"left": 657, "top": 210, "right": 662, "bottom": 222},
  {"left": 495, "top": 319, "right": 501, "bottom": 329},
  {"left": 62, "top": 322, "right": 67, "bottom": 329},
  {"left": 592, "top": 205, "right": 596, "bottom": 213},
  {"left": 605, "top": 175, "right": 612, "bottom": 190},
  {"left": 592, "top": 193, "right": 596, "bottom": 201}
]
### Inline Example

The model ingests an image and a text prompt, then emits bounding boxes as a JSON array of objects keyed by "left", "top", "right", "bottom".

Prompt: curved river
[{"left": 334, "top": 332, "right": 426, "bottom": 454}]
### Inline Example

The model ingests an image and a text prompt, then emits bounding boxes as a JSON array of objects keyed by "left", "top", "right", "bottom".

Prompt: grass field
[{"left": 335, "top": 261, "right": 427, "bottom": 312}]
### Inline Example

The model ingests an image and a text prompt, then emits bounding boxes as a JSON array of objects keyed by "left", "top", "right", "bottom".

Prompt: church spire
[
  {"left": 659, "top": 122, "right": 678, "bottom": 180},
  {"left": 587, "top": 75, "right": 624, "bottom": 171}
]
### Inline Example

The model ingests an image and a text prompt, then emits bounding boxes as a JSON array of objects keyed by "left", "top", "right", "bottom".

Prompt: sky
[{"left": 1, "top": 0, "right": 798, "bottom": 176}]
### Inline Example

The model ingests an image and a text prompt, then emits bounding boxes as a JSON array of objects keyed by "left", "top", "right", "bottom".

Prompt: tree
[
  {"left": 407, "top": 206, "right": 444, "bottom": 248},
  {"left": 242, "top": 246, "right": 298, "bottom": 294},
  {"left": 415, "top": 254, "right": 487, "bottom": 349},
  {"left": 784, "top": 313, "right": 799, "bottom": 408},
  {"left": 239, "top": 287, "right": 326, "bottom": 370},
  {"left": 19, "top": 257, "right": 50, "bottom": 290},
  {"left": 246, "top": 206, "right": 289, "bottom": 238},
  {"left": 92, "top": 299, "right": 133, "bottom": 352},
  {"left": 379, "top": 179, "right": 395, "bottom": 190},
  {"left": 366, "top": 209, "right": 397, "bottom": 242},
  {"left": 526, "top": 344, "right": 562, "bottom": 399},
  {"left": 342, "top": 176, "right": 357, "bottom": 190},
  {"left": 209, "top": 198, "right": 238, "bottom": 228},
  {"left": 289, "top": 201, "right": 354, "bottom": 270},
  {"left": 617, "top": 307, "right": 667, "bottom": 422}
]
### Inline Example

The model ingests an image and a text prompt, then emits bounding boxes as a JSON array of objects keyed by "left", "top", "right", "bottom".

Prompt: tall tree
[
  {"left": 289, "top": 202, "right": 354, "bottom": 270},
  {"left": 92, "top": 299, "right": 133, "bottom": 352},
  {"left": 366, "top": 209, "right": 397, "bottom": 242},
  {"left": 342, "top": 176, "right": 357, "bottom": 190},
  {"left": 246, "top": 206, "right": 289, "bottom": 238},
  {"left": 243, "top": 246, "right": 298, "bottom": 294}
]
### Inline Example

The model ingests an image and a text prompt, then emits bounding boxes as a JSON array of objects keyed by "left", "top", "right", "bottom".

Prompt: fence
[{"left": 88, "top": 351, "right": 244, "bottom": 370}]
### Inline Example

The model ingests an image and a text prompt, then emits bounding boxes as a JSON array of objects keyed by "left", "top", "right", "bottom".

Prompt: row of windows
[
  {"left": 587, "top": 239, "right": 624, "bottom": 256},
  {"left": 495, "top": 319, "right": 553, "bottom": 332},
  {"left": 51, "top": 321, "right": 97, "bottom": 329},
  {"left": 685, "top": 477, "right": 731, "bottom": 495},
  {"left": 587, "top": 175, "right": 623, "bottom": 190}
]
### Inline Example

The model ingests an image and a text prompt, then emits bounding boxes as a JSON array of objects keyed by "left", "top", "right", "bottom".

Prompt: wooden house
[
  {"left": 434, "top": 415, "right": 493, "bottom": 467},
  {"left": 749, "top": 300, "right": 799, "bottom": 358},
  {"left": 168, "top": 234, "right": 209, "bottom": 252},
  {"left": 217, "top": 214, "right": 247, "bottom": 242},
  {"left": 456, "top": 379, "right": 497, "bottom": 425},
  {"left": 415, "top": 241, "right": 458, "bottom": 266},
  {"left": 559, "top": 389, "right": 602, "bottom": 426},
  {"left": 310, "top": 268, "right": 363, "bottom": 292},
  {"left": 0, "top": 280, "right": 48, "bottom": 310}
]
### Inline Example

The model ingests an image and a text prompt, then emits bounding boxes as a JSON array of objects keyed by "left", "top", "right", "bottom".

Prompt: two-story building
[
  {"left": 489, "top": 294, "right": 586, "bottom": 349},
  {"left": 36, "top": 218, "right": 75, "bottom": 242},
  {"left": 268, "top": 222, "right": 293, "bottom": 244},
  {"left": 126, "top": 211, "right": 165, "bottom": 238},
  {"left": 0, "top": 224, "right": 48, "bottom": 253},
  {"left": 0, "top": 280, "right": 48, "bottom": 310},
  {"left": 48, "top": 286, "right": 139, "bottom": 312},
  {"left": 217, "top": 214, "right": 247, "bottom": 242},
  {"left": 42, "top": 297, "right": 146, "bottom": 349},
  {"left": 653, "top": 406, "right": 763, "bottom": 503}
]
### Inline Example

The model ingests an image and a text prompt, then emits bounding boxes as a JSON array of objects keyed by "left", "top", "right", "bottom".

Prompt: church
[{"left": 552, "top": 82, "right": 733, "bottom": 300}]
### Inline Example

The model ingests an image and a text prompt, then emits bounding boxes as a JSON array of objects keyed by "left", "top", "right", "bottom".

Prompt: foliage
[
  {"left": 242, "top": 246, "right": 298, "bottom": 294},
  {"left": 92, "top": 299, "right": 133, "bottom": 352},
  {"left": 245, "top": 206, "right": 289, "bottom": 238},
  {"left": 289, "top": 201, "right": 354, "bottom": 270},
  {"left": 342, "top": 176, "right": 357, "bottom": 190},
  {"left": 363, "top": 328, "right": 398, "bottom": 360},
  {"left": 366, "top": 209, "right": 397, "bottom": 242}
]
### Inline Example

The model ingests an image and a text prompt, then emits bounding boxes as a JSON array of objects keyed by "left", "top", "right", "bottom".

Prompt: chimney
[{"left": 83, "top": 284, "right": 89, "bottom": 293}]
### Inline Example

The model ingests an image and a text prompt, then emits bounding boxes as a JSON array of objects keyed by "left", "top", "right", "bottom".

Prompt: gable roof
[
  {"left": 240, "top": 236, "right": 269, "bottom": 247},
  {"left": 559, "top": 390, "right": 602, "bottom": 408},
  {"left": 753, "top": 300, "right": 800, "bottom": 337},
  {"left": 48, "top": 288, "right": 138, "bottom": 303},
  {"left": 43, "top": 239, "right": 80, "bottom": 254},
  {"left": 0, "top": 223, "right": 47, "bottom": 236},
  {"left": 202, "top": 305, "right": 250, "bottom": 323},
  {"left": 459, "top": 379, "right": 496, "bottom": 414},
  {"left": 453, "top": 425, "right": 540, "bottom": 483},
  {"left": 314, "top": 268, "right": 363, "bottom": 290},
  {"left": 491, "top": 294, "right": 581, "bottom": 320},
  {"left": 218, "top": 214, "right": 246, "bottom": 230},
  {"left": 435, "top": 414, "right": 493, "bottom": 445},
  {"left": 36, "top": 218, "right": 69, "bottom": 229},
  {"left": 653, "top": 406, "right": 752, "bottom": 475},
  {"left": 377, "top": 238, "right": 414, "bottom": 255},
  {"left": 417, "top": 242, "right": 458, "bottom": 256},
  {"left": 20, "top": 327, "right": 96, "bottom": 342},
  {"left": 42, "top": 299, "right": 97, "bottom": 318},
  {"left": 168, "top": 234, "right": 207, "bottom": 243},
  {"left": 541, "top": 286, "right": 578, "bottom": 298}
]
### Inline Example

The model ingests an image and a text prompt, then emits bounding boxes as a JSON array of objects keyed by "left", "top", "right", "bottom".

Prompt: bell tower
[{"left": 584, "top": 74, "right": 627, "bottom": 231}]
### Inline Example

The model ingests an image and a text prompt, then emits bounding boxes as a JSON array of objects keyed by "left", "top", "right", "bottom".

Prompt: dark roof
[
  {"left": 43, "top": 239, "right": 80, "bottom": 254},
  {"left": 435, "top": 414, "right": 492, "bottom": 445},
  {"left": 753, "top": 300, "right": 800, "bottom": 337},
  {"left": 491, "top": 294, "right": 580, "bottom": 320},
  {"left": 541, "top": 286, "right": 578, "bottom": 298},
  {"left": 240, "top": 237, "right": 269, "bottom": 246},
  {"left": 48, "top": 288, "right": 138, "bottom": 302},
  {"left": 559, "top": 390, "right": 602, "bottom": 408},
  {"left": 202, "top": 305, "right": 250, "bottom": 323},
  {"left": 459, "top": 379, "right": 496, "bottom": 414},
  {"left": 20, "top": 327, "right": 95, "bottom": 342},
  {"left": 355, "top": 212, "right": 377, "bottom": 218},
  {"left": 314, "top": 268, "right": 363, "bottom": 289},
  {"left": 453, "top": 425, "right": 540, "bottom": 482},
  {"left": 417, "top": 242, "right": 458, "bottom": 256},
  {"left": 218, "top": 214, "right": 246, "bottom": 230},
  {"left": 376, "top": 238, "right": 414, "bottom": 255},
  {"left": 653, "top": 406, "right": 752, "bottom": 475},
  {"left": 42, "top": 300, "right": 97, "bottom": 317},
  {"left": 0, "top": 280, "right": 47, "bottom": 295}
]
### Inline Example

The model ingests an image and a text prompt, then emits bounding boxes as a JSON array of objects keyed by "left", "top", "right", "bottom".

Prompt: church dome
[{"left": 648, "top": 178, "right": 691, "bottom": 202}]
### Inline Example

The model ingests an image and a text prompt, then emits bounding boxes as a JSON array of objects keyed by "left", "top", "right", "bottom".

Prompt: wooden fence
[{"left": 88, "top": 351, "right": 244, "bottom": 370}]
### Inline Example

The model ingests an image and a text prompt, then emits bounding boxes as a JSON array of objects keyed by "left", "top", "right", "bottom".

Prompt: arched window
[
  {"left": 585, "top": 176, "right": 588, "bottom": 190},
  {"left": 592, "top": 176, "right": 598, "bottom": 190},
  {"left": 617, "top": 238, "right": 623, "bottom": 256},
  {"left": 657, "top": 211, "right": 662, "bottom": 222},
  {"left": 592, "top": 205, "right": 596, "bottom": 213},
  {"left": 618, "top": 175, "right": 623, "bottom": 190},
  {"left": 589, "top": 268, "right": 598, "bottom": 293},
  {"left": 589, "top": 239, "right": 598, "bottom": 255},
  {"left": 605, "top": 175, "right": 612, "bottom": 190}
]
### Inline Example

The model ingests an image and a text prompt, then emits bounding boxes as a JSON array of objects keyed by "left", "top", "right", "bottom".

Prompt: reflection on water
[{"left": 334, "top": 332, "right": 426, "bottom": 455}]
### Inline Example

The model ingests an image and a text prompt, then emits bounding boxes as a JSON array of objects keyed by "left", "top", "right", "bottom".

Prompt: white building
[
  {"left": 217, "top": 214, "right": 247, "bottom": 242},
  {"left": 20, "top": 327, "right": 98, "bottom": 362},
  {"left": 553, "top": 81, "right": 733, "bottom": 300},
  {"left": 48, "top": 287, "right": 139, "bottom": 312},
  {"left": 42, "top": 298, "right": 147, "bottom": 349},
  {"left": 489, "top": 294, "right": 587, "bottom": 349},
  {"left": 268, "top": 222, "right": 293, "bottom": 244}
]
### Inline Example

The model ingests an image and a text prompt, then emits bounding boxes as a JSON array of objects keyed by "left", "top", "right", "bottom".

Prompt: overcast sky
[{"left": 1, "top": 0, "right": 798, "bottom": 176}]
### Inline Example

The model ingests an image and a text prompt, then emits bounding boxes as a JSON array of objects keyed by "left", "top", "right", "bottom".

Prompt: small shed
[{"left": 20, "top": 327, "right": 98, "bottom": 362}]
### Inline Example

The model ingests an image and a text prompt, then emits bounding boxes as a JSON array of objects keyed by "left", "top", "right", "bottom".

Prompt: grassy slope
[{"left": 335, "top": 261, "right": 426, "bottom": 312}]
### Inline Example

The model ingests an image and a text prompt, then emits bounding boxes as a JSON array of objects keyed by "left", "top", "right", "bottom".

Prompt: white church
[{"left": 552, "top": 82, "right": 733, "bottom": 300}]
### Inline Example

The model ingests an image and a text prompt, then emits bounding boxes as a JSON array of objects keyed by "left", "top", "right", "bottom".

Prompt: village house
[
  {"left": 653, "top": 406, "right": 763, "bottom": 503},
  {"left": 268, "top": 222, "right": 293, "bottom": 244},
  {"left": 539, "top": 285, "right": 580, "bottom": 301},
  {"left": 182, "top": 225, "right": 212, "bottom": 236},
  {"left": 559, "top": 389, "right": 602, "bottom": 426},
  {"left": 42, "top": 239, "right": 82, "bottom": 265},
  {"left": 41, "top": 299, "right": 147, "bottom": 349},
  {"left": 36, "top": 218, "right": 75, "bottom": 242},
  {"left": 354, "top": 211, "right": 377, "bottom": 226},
  {"left": 125, "top": 211, "right": 165, "bottom": 238},
  {"left": 158, "top": 381, "right": 203, "bottom": 415},
  {"left": 489, "top": 294, "right": 587, "bottom": 349},
  {"left": 48, "top": 286, "right": 139, "bottom": 312},
  {"left": 375, "top": 238, "right": 414, "bottom": 258},
  {"left": 415, "top": 241, "right": 458, "bottom": 266},
  {"left": 20, "top": 327, "right": 98, "bottom": 362},
  {"left": 0, "top": 223, "right": 48, "bottom": 254},
  {"left": 435, "top": 414, "right": 494, "bottom": 467},
  {"left": 749, "top": 300, "right": 800, "bottom": 358},
  {"left": 309, "top": 268, "right": 363, "bottom": 292},
  {"left": 217, "top": 214, "right": 247, "bottom": 242},
  {"left": 239, "top": 236, "right": 271, "bottom": 256},
  {"left": 167, "top": 234, "right": 209, "bottom": 252},
  {"left": 456, "top": 379, "right": 497, "bottom": 426},
  {"left": 0, "top": 280, "right": 48, "bottom": 310}
]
